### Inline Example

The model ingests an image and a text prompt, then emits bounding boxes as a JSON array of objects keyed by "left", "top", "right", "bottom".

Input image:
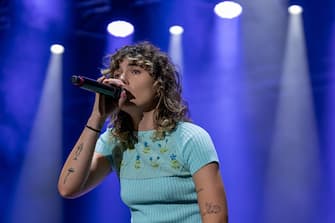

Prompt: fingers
[
  {"left": 118, "top": 90, "right": 127, "bottom": 107},
  {"left": 97, "top": 76, "right": 105, "bottom": 83},
  {"left": 91, "top": 76, "right": 126, "bottom": 117},
  {"left": 102, "top": 78, "right": 124, "bottom": 87},
  {"left": 101, "top": 77, "right": 125, "bottom": 107}
]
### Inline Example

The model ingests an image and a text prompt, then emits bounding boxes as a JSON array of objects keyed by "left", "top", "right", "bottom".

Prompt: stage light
[
  {"left": 169, "top": 25, "right": 184, "bottom": 35},
  {"left": 214, "top": 1, "right": 243, "bottom": 19},
  {"left": 168, "top": 25, "right": 184, "bottom": 76},
  {"left": 264, "top": 8, "right": 320, "bottom": 222},
  {"left": 9, "top": 44, "right": 64, "bottom": 223},
  {"left": 50, "top": 44, "right": 64, "bottom": 54},
  {"left": 107, "top": 20, "right": 134, "bottom": 37},
  {"left": 288, "top": 5, "right": 303, "bottom": 14}
]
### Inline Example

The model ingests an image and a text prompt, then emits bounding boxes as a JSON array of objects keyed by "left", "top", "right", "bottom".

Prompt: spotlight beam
[
  {"left": 8, "top": 50, "right": 64, "bottom": 223},
  {"left": 263, "top": 10, "right": 321, "bottom": 223}
]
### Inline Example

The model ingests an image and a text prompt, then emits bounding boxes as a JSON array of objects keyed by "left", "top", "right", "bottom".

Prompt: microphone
[{"left": 71, "top": 75, "right": 122, "bottom": 99}]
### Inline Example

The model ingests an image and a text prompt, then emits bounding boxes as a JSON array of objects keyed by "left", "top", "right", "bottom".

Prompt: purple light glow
[{"left": 21, "top": 0, "right": 66, "bottom": 30}]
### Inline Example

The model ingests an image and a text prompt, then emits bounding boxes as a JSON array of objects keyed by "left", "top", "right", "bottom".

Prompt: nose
[{"left": 119, "top": 73, "right": 128, "bottom": 85}]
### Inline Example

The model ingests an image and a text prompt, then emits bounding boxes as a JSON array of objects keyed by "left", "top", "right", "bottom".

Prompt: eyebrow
[
  {"left": 114, "top": 64, "right": 142, "bottom": 73},
  {"left": 128, "top": 63, "right": 141, "bottom": 67}
]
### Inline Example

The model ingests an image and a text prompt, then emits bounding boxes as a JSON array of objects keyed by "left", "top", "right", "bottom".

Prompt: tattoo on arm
[
  {"left": 73, "top": 143, "right": 84, "bottom": 160},
  {"left": 63, "top": 167, "right": 75, "bottom": 184},
  {"left": 202, "top": 202, "right": 222, "bottom": 217}
]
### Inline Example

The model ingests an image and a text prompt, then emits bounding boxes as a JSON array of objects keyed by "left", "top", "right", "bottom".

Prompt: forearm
[
  {"left": 200, "top": 200, "right": 228, "bottom": 223},
  {"left": 199, "top": 189, "right": 228, "bottom": 223},
  {"left": 58, "top": 116, "right": 105, "bottom": 198},
  {"left": 193, "top": 163, "right": 229, "bottom": 223}
]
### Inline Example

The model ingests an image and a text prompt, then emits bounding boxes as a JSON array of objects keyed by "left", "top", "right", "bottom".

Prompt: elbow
[
  {"left": 57, "top": 181, "right": 80, "bottom": 199},
  {"left": 58, "top": 188, "right": 75, "bottom": 199},
  {"left": 222, "top": 205, "right": 229, "bottom": 223},
  {"left": 223, "top": 213, "right": 229, "bottom": 223}
]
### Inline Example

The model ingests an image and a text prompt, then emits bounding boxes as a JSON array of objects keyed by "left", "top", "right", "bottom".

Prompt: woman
[{"left": 58, "top": 41, "right": 228, "bottom": 223}]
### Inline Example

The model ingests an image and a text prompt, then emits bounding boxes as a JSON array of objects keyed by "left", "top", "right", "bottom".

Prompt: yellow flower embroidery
[
  {"left": 149, "top": 156, "right": 160, "bottom": 168},
  {"left": 170, "top": 154, "right": 181, "bottom": 169},
  {"left": 142, "top": 142, "right": 151, "bottom": 154},
  {"left": 134, "top": 155, "right": 141, "bottom": 169},
  {"left": 158, "top": 139, "right": 169, "bottom": 153}
]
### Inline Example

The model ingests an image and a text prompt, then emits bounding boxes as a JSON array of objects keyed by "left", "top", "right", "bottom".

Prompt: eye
[
  {"left": 131, "top": 69, "right": 141, "bottom": 75},
  {"left": 113, "top": 72, "right": 121, "bottom": 78}
]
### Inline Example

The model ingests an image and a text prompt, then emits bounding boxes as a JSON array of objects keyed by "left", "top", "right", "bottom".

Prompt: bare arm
[
  {"left": 193, "top": 162, "right": 228, "bottom": 223},
  {"left": 57, "top": 115, "right": 111, "bottom": 198},
  {"left": 58, "top": 77, "right": 127, "bottom": 198}
]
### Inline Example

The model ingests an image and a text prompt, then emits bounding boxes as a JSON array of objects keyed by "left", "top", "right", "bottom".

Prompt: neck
[{"left": 131, "top": 109, "right": 156, "bottom": 131}]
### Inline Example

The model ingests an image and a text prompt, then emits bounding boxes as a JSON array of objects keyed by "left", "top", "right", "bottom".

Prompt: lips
[{"left": 124, "top": 89, "right": 135, "bottom": 100}]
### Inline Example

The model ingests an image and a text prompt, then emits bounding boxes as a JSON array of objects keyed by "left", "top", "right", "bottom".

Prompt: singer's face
[{"left": 115, "top": 59, "right": 157, "bottom": 112}]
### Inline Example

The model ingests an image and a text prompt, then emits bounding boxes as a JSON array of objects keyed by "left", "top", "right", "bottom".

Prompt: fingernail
[{"left": 121, "top": 91, "right": 127, "bottom": 98}]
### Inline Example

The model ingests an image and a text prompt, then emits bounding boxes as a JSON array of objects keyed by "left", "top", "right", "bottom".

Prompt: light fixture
[
  {"left": 107, "top": 20, "right": 134, "bottom": 37},
  {"left": 214, "top": 1, "right": 243, "bottom": 19},
  {"left": 288, "top": 5, "right": 303, "bottom": 15},
  {"left": 50, "top": 44, "right": 65, "bottom": 54},
  {"left": 169, "top": 25, "right": 184, "bottom": 35}
]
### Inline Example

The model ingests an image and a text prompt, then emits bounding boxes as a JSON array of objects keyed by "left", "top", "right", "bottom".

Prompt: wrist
[
  {"left": 87, "top": 115, "right": 106, "bottom": 130},
  {"left": 85, "top": 125, "right": 101, "bottom": 133}
]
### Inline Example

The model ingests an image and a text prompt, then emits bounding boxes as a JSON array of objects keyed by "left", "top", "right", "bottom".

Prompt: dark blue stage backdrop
[{"left": 0, "top": 0, "right": 334, "bottom": 223}]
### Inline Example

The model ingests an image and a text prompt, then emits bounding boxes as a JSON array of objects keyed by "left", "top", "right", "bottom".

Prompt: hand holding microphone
[
  {"left": 71, "top": 75, "right": 122, "bottom": 99},
  {"left": 71, "top": 75, "right": 129, "bottom": 120}
]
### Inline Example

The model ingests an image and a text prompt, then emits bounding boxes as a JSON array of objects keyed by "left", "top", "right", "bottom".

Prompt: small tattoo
[
  {"left": 73, "top": 143, "right": 83, "bottom": 160},
  {"left": 196, "top": 188, "right": 204, "bottom": 193},
  {"left": 63, "top": 167, "right": 75, "bottom": 184},
  {"left": 203, "top": 202, "right": 222, "bottom": 216}
]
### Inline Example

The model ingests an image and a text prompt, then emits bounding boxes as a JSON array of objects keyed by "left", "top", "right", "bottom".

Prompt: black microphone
[{"left": 71, "top": 75, "right": 122, "bottom": 99}]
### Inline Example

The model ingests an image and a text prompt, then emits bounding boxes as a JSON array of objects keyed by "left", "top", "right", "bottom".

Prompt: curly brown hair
[{"left": 101, "top": 41, "right": 190, "bottom": 149}]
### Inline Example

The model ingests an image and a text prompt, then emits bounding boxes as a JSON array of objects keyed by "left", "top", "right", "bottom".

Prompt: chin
[
  {"left": 120, "top": 102, "right": 137, "bottom": 113},
  {"left": 123, "top": 100, "right": 136, "bottom": 107}
]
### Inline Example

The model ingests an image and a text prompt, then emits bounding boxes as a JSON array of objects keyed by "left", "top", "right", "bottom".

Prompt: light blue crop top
[{"left": 95, "top": 122, "right": 219, "bottom": 223}]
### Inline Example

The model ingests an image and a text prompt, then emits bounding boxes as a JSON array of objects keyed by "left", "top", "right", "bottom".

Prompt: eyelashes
[{"left": 113, "top": 69, "right": 142, "bottom": 78}]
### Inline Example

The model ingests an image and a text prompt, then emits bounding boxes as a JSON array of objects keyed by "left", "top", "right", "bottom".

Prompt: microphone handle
[{"left": 71, "top": 75, "right": 121, "bottom": 99}]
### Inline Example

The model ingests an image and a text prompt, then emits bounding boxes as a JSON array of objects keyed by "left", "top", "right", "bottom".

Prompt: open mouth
[{"left": 124, "top": 89, "right": 135, "bottom": 101}]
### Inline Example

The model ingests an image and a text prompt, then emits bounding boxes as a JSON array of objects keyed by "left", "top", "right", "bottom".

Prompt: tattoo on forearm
[
  {"left": 202, "top": 202, "right": 222, "bottom": 217},
  {"left": 73, "top": 143, "right": 84, "bottom": 160},
  {"left": 63, "top": 167, "right": 75, "bottom": 184}
]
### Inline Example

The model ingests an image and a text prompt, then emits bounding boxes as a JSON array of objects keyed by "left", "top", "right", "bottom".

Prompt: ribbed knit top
[{"left": 95, "top": 122, "right": 219, "bottom": 223}]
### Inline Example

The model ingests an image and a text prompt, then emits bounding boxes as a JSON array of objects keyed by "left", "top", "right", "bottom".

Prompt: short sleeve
[
  {"left": 179, "top": 123, "right": 219, "bottom": 175},
  {"left": 95, "top": 129, "right": 118, "bottom": 169}
]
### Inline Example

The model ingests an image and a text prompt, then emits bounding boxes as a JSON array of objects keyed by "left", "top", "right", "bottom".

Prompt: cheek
[
  {"left": 136, "top": 84, "right": 157, "bottom": 103},
  {"left": 140, "top": 88, "right": 156, "bottom": 102},
  {"left": 139, "top": 79, "right": 155, "bottom": 95},
  {"left": 130, "top": 76, "right": 156, "bottom": 101}
]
